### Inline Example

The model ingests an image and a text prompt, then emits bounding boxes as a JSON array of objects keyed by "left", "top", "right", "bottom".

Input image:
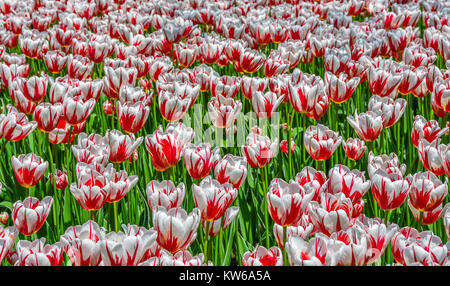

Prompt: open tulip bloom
[{"left": 1, "top": 0, "right": 450, "bottom": 269}]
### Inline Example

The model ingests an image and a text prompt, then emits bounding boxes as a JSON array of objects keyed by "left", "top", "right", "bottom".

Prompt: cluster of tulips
[{"left": 0, "top": 0, "right": 449, "bottom": 267}]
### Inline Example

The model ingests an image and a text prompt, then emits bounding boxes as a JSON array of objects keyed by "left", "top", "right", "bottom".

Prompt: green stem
[
  {"left": 204, "top": 221, "right": 211, "bottom": 263},
  {"left": 114, "top": 201, "right": 119, "bottom": 232},
  {"left": 282, "top": 226, "right": 289, "bottom": 266}
]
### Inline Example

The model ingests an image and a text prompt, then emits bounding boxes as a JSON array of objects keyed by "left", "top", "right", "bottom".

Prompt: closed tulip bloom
[
  {"left": 308, "top": 192, "right": 354, "bottom": 236},
  {"left": 264, "top": 52, "right": 289, "bottom": 78},
  {"left": 183, "top": 143, "right": 220, "bottom": 180},
  {"left": 103, "top": 66, "right": 138, "bottom": 100},
  {"left": 240, "top": 76, "right": 268, "bottom": 100},
  {"left": 418, "top": 138, "right": 446, "bottom": 176},
  {"left": 397, "top": 68, "right": 427, "bottom": 95},
  {"left": 304, "top": 124, "right": 342, "bottom": 161},
  {"left": 107, "top": 170, "right": 139, "bottom": 203},
  {"left": 294, "top": 166, "right": 327, "bottom": 202},
  {"left": 238, "top": 49, "right": 266, "bottom": 74},
  {"left": 15, "top": 238, "right": 64, "bottom": 266},
  {"left": 33, "top": 102, "right": 62, "bottom": 133},
  {"left": 432, "top": 78, "right": 450, "bottom": 112},
  {"left": 242, "top": 246, "right": 283, "bottom": 266},
  {"left": 175, "top": 44, "right": 197, "bottom": 68},
  {"left": 391, "top": 226, "right": 420, "bottom": 265},
  {"left": 280, "top": 139, "right": 296, "bottom": 154},
  {"left": 63, "top": 95, "right": 96, "bottom": 126},
  {"left": 69, "top": 169, "right": 111, "bottom": 211},
  {"left": 15, "top": 74, "right": 49, "bottom": 103},
  {"left": 273, "top": 223, "right": 314, "bottom": 251},
  {"left": 368, "top": 95, "right": 407, "bottom": 128},
  {"left": 285, "top": 234, "right": 330, "bottom": 266},
  {"left": 11, "top": 153, "right": 48, "bottom": 188},
  {"left": 347, "top": 110, "right": 383, "bottom": 142},
  {"left": 242, "top": 129, "right": 278, "bottom": 169},
  {"left": 368, "top": 151, "right": 407, "bottom": 180},
  {"left": 325, "top": 225, "right": 370, "bottom": 266},
  {"left": 210, "top": 75, "right": 241, "bottom": 98},
  {"left": 0, "top": 106, "right": 37, "bottom": 142},
  {"left": 252, "top": 91, "right": 284, "bottom": 119},
  {"left": 343, "top": 138, "right": 366, "bottom": 161},
  {"left": 367, "top": 67, "right": 402, "bottom": 98},
  {"left": 208, "top": 95, "right": 242, "bottom": 129},
  {"left": 326, "top": 165, "right": 371, "bottom": 204},
  {"left": 49, "top": 169, "right": 68, "bottom": 190},
  {"left": 145, "top": 123, "right": 194, "bottom": 172},
  {"left": 325, "top": 72, "right": 360, "bottom": 104},
  {"left": 412, "top": 115, "right": 448, "bottom": 148},
  {"left": 72, "top": 133, "right": 110, "bottom": 166},
  {"left": 158, "top": 89, "right": 192, "bottom": 122},
  {"left": 288, "top": 81, "right": 323, "bottom": 114},
  {"left": 214, "top": 154, "right": 248, "bottom": 189},
  {"left": 0, "top": 225, "right": 17, "bottom": 263},
  {"left": 104, "top": 129, "right": 143, "bottom": 163},
  {"left": 60, "top": 220, "right": 105, "bottom": 266},
  {"left": 371, "top": 169, "right": 412, "bottom": 211},
  {"left": 78, "top": 79, "right": 104, "bottom": 102},
  {"left": 408, "top": 200, "right": 443, "bottom": 225},
  {"left": 12, "top": 196, "right": 53, "bottom": 236},
  {"left": 402, "top": 231, "right": 449, "bottom": 266},
  {"left": 409, "top": 171, "right": 448, "bottom": 212},
  {"left": 117, "top": 101, "right": 150, "bottom": 134},
  {"left": 146, "top": 180, "right": 185, "bottom": 211},
  {"left": 192, "top": 176, "right": 237, "bottom": 222},
  {"left": 267, "top": 178, "right": 314, "bottom": 227},
  {"left": 152, "top": 206, "right": 201, "bottom": 253},
  {"left": 68, "top": 55, "right": 93, "bottom": 80},
  {"left": 202, "top": 206, "right": 239, "bottom": 237},
  {"left": 357, "top": 217, "right": 399, "bottom": 264},
  {"left": 100, "top": 225, "right": 157, "bottom": 266},
  {"left": 43, "top": 50, "right": 69, "bottom": 74}
]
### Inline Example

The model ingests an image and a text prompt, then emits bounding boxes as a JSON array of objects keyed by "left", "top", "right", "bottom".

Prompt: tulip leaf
[{"left": 0, "top": 201, "right": 12, "bottom": 211}]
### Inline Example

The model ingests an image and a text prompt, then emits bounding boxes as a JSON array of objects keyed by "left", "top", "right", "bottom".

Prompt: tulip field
[{"left": 0, "top": 0, "right": 450, "bottom": 267}]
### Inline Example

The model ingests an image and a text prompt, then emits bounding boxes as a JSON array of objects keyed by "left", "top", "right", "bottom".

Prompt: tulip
[
  {"left": 397, "top": 68, "right": 427, "bottom": 95},
  {"left": 367, "top": 67, "right": 402, "bottom": 98},
  {"left": 33, "top": 102, "right": 62, "bottom": 133},
  {"left": 308, "top": 192, "right": 354, "bottom": 236},
  {"left": 68, "top": 55, "right": 93, "bottom": 80},
  {"left": 242, "top": 128, "right": 278, "bottom": 169},
  {"left": 63, "top": 95, "right": 96, "bottom": 126},
  {"left": 78, "top": 79, "right": 104, "bottom": 102},
  {"left": 43, "top": 50, "right": 69, "bottom": 74},
  {"left": 0, "top": 226, "right": 18, "bottom": 264},
  {"left": 69, "top": 167, "right": 110, "bottom": 211},
  {"left": 60, "top": 220, "right": 105, "bottom": 266},
  {"left": 214, "top": 154, "right": 248, "bottom": 189},
  {"left": 183, "top": 143, "right": 220, "bottom": 180},
  {"left": 242, "top": 246, "right": 283, "bottom": 266},
  {"left": 390, "top": 226, "right": 420, "bottom": 265},
  {"left": 103, "top": 66, "right": 137, "bottom": 100},
  {"left": 411, "top": 115, "right": 448, "bottom": 148},
  {"left": 408, "top": 201, "right": 443, "bottom": 225},
  {"left": 152, "top": 206, "right": 201, "bottom": 253},
  {"left": 267, "top": 178, "right": 314, "bottom": 227},
  {"left": 202, "top": 206, "right": 239, "bottom": 237},
  {"left": 294, "top": 166, "right": 327, "bottom": 202},
  {"left": 367, "top": 151, "right": 407, "bottom": 179},
  {"left": 146, "top": 180, "right": 185, "bottom": 211},
  {"left": 0, "top": 106, "right": 37, "bottom": 142},
  {"left": 285, "top": 234, "right": 330, "bottom": 266},
  {"left": 418, "top": 138, "right": 446, "bottom": 176},
  {"left": 12, "top": 196, "right": 53, "bottom": 236},
  {"left": 371, "top": 169, "right": 412, "bottom": 211},
  {"left": 106, "top": 170, "right": 139, "bottom": 203},
  {"left": 347, "top": 110, "right": 383, "bottom": 142},
  {"left": 207, "top": 95, "right": 242, "bottom": 129},
  {"left": 368, "top": 95, "right": 407, "bottom": 128},
  {"left": 104, "top": 129, "right": 143, "bottom": 164},
  {"left": 11, "top": 153, "right": 49, "bottom": 188},
  {"left": 15, "top": 238, "right": 64, "bottom": 266},
  {"left": 357, "top": 216, "right": 399, "bottom": 264},
  {"left": 273, "top": 223, "right": 314, "bottom": 251},
  {"left": 154, "top": 250, "right": 208, "bottom": 266},
  {"left": 175, "top": 44, "right": 197, "bottom": 68},
  {"left": 280, "top": 139, "right": 296, "bottom": 154},
  {"left": 192, "top": 176, "right": 237, "bottom": 222},
  {"left": 144, "top": 123, "right": 194, "bottom": 172},
  {"left": 288, "top": 80, "right": 323, "bottom": 114},
  {"left": 100, "top": 225, "right": 157, "bottom": 266},
  {"left": 49, "top": 169, "right": 68, "bottom": 190},
  {"left": 117, "top": 101, "right": 150, "bottom": 134},
  {"left": 326, "top": 164, "right": 371, "bottom": 204},
  {"left": 342, "top": 138, "right": 366, "bottom": 161},
  {"left": 264, "top": 52, "right": 289, "bottom": 78},
  {"left": 251, "top": 91, "right": 284, "bottom": 119},
  {"left": 72, "top": 133, "right": 110, "bottom": 166},
  {"left": 15, "top": 74, "right": 49, "bottom": 103},
  {"left": 409, "top": 171, "right": 448, "bottom": 213},
  {"left": 325, "top": 72, "right": 360, "bottom": 104},
  {"left": 237, "top": 49, "right": 266, "bottom": 74},
  {"left": 158, "top": 89, "right": 192, "bottom": 122},
  {"left": 304, "top": 124, "right": 342, "bottom": 161},
  {"left": 240, "top": 76, "right": 268, "bottom": 100}
]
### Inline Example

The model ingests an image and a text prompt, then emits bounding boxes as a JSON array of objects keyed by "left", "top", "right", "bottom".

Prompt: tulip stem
[
  {"left": 204, "top": 221, "right": 211, "bottom": 263},
  {"left": 282, "top": 226, "right": 289, "bottom": 266},
  {"left": 114, "top": 201, "right": 119, "bottom": 232},
  {"left": 260, "top": 167, "right": 270, "bottom": 249}
]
